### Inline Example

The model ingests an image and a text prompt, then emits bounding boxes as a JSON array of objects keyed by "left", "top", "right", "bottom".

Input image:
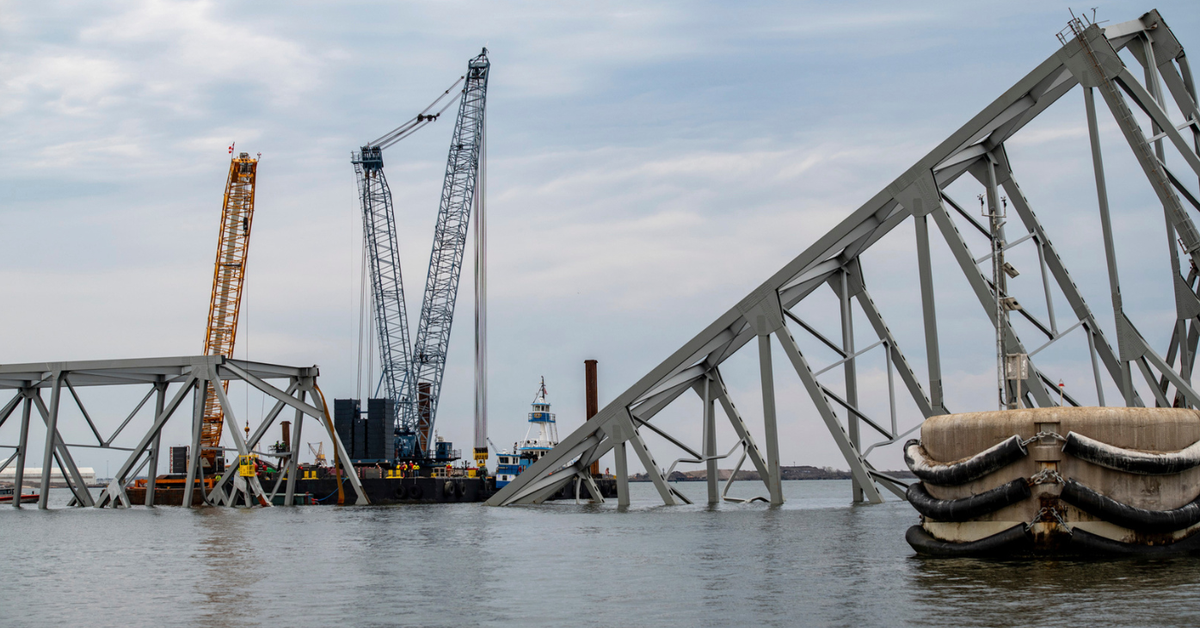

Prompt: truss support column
[
  {"left": 758, "top": 333, "right": 783, "bottom": 505},
  {"left": 145, "top": 382, "right": 167, "bottom": 507},
  {"left": 1084, "top": 86, "right": 1136, "bottom": 405},
  {"left": 619, "top": 411, "right": 676, "bottom": 506},
  {"left": 13, "top": 392, "right": 32, "bottom": 509},
  {"left": 210, "top": 366, "right": 271, "bottom": 507},
  {"left": 837, "top": 271, "right": 862, "bottom": 501},
  {"left": 37, "top": 372, "right": 64, "bottom": 509},
  {"left": 776, "top": 317, "right": 883, "bottom": 503},
  {"left": 183, "top": 380, "right": 204, "bottom": 509},
  {"left": 33, "top": 394, "right": 94, "bottom": 507},
  {"left": 914, "top": 213, "right": 945, "bottom": 413},
  {"left": 614, "top": 436, "right": 630, "bottom": 507},
  {"left": 284, "top": 390, "right": 306, "bottom": 506},
  {"left": 1086, "top": 322, "right": 1107, "bottom": 406},
  {"left": 702, "top": 374, "right": 718, "bottom": 504}
]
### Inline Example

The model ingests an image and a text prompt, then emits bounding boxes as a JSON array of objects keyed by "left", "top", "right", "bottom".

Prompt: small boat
[
  {"left": 0, "top": 486, "right": 38, "bottom": 504},
  {"left": 495, "top": 378, "right": 560, "bottom": 489}
]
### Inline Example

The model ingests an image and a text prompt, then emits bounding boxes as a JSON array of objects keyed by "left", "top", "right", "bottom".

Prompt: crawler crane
[
  {"left": 200, "top": 151, "right": 258, "bottom": 471},
  {"left": 349, "top": 49, "right": 490, "bottom": 463}
]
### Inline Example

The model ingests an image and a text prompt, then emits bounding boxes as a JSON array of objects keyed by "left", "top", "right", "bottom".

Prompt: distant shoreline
[{"left": 628, "top": 465, "right": 916, "bottom": 482}]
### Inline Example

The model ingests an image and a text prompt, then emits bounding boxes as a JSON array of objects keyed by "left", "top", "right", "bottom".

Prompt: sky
[{"left": 3, "top": 1, "right": 1199, "bottom": 481}]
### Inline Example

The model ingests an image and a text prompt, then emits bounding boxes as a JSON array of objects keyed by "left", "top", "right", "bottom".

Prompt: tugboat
[
  {"left": 0, "top": 486, "right": 38, "bottom": 504},
  {"left": 495, "top": 378, "right": 559, "bottom": 489}
]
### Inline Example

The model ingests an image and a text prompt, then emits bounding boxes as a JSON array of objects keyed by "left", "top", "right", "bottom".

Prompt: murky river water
[{"left": 5, "top": 480, "right": 1200, "bottom": 627}]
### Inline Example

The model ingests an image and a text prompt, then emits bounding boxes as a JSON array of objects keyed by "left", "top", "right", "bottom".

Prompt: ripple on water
[{"left": 4, "top": 482, "right": 1200, "bottom": 627}]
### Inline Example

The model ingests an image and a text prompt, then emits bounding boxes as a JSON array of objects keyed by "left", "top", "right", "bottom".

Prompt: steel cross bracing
[
  {"left": 0, "top": 356, "right": 369, "bottom": 509},
  {"left": 411, "top": 50, "right": 490, "bottom": 454},
  {"left": 489, "top": 10, "right": 1200, "bottom": 507}
]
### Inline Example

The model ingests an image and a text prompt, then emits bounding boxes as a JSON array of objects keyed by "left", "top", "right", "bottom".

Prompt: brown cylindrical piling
[{"left": 585, "top": 359, "right": 600, "bottom": 476}]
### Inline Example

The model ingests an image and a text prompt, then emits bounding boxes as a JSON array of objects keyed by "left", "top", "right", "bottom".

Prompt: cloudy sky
[{"left": 3, "top": 1, "right": 1199, "bottom": 479}]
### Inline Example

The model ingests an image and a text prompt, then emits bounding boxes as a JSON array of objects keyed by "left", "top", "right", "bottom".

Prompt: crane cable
[
  {"left": 356, "top": 74, "right": 465, "bottom": 400},
  {"left": 368, "top": 76, "right": 465, "bottom": 150},
  {"left": 355, "top": 234, "right": 369, "bottom": 399}
]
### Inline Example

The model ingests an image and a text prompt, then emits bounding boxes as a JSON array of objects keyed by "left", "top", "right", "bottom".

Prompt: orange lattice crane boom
[{"left": 201, "top": 151, "right": 258, "bottom": 470}]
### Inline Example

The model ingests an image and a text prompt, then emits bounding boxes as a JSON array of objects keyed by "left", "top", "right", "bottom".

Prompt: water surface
[{"left": 5, "top": 480, "right": 1198, "bottom": 627}]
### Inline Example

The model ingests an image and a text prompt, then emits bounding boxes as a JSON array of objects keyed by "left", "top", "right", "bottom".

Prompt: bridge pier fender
[{"left": 909, "top": 407, "right": 1200, "bottom": 556}]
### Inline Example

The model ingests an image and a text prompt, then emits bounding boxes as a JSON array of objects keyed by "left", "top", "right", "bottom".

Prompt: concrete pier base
[{"left": 912, "top": 407, "right": 1200, "bottom": 553}]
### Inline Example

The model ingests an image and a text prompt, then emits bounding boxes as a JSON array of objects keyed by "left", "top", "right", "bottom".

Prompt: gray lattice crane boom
[
  {"left": 351, "top": 144, "right": 415, "bottom": 435},
  {"left": 412, "top": 49, "right": 490, "bottom": 454},
  {"left": 350, "top": 48, "right": 490, "bottom": 458}
]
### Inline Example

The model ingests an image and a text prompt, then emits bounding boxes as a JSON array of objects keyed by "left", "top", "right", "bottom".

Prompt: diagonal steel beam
[
  {"left": 31, "top": 387, "right": 95, "bottom": 507},
  {"left": 855, "top": 286, "right": 937, "bottom": 418},
  {"left": 0, "top": 392, "right": 22, "bottom": 430},
  {"left": 708, "top": 366, "right": 773, "bottom": 493},
  {"left": 63, "top": 377, "right": 104, "bottom": 446},
  {"left": 930, "top": 202, "right": 1055, "bottom": 408},
  {"left": 618, "top": 410, "right": 676, "bottom": 505},
  {"left": 997, "top": 165, "right": 1140, "bottom": 406},
  {"left": 772, "top": 299, "right": 883, "bottom": 503},
  {"left": 95, "top": 376, "right": 197, "bottom": 507}
]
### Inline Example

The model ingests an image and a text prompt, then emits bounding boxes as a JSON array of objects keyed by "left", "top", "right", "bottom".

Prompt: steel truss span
[
  {"left": 0, "top": 356, "right": 368, "bottom": 509},
  {"left": 489, "top": 11, "right": 1200, "bottom": 507}
]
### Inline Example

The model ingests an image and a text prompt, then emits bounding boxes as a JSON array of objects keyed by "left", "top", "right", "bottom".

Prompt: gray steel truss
[
  {"left": 0, "top": 356, "right": 367, "bottom": 508},
  {"left": 489, "top": 10, "right": 1200, "bottom": 506}
]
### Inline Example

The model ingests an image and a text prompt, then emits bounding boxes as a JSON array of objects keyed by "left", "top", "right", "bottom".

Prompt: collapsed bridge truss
[
  {"left": 0, "top": 356, "right": 368, "bottom": 508},
  {"left": 489, "top": 11, "right": 1200, "bottom": 506}
]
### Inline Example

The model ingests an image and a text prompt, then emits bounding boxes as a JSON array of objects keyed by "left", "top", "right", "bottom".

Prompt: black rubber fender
[
  {"left": 409, "top": 484, "right": 423, "bottom": 500},
  {"left": 907, "top": 479, "right": 1031, "bottom": 522},
  {"left": 904, "top": 436, "right": 1027, "bottom": 486},
  {"left": 1068, "top": 527, "right": 1200, "bottom": 556},
  {"left": 905, "top": 523, "right": 1031, "bottom": 557},
  {"left": 1062, "top": 432, "right": 1200, "bottom": 475},
  {"left": 1060, "top": 478, "right": 1200, "bottom": 534},
  {"left": 394, "top": 485, "right": 407, "bottom": 500}
]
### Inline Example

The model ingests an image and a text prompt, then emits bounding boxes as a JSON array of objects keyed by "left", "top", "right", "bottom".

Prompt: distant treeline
[{"left": 628, "top": 465, "right": 916, "bottom": 482}]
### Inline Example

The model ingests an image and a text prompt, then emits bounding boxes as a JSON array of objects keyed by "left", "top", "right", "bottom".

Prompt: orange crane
[{"left": 200, "top": 151, "right": 258, "bottom": 471}]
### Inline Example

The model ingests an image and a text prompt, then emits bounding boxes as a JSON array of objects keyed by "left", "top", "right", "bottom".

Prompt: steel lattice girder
[
  {"left": 412, "top": 50, "right": 490, "bottom": 454},
  {"left": 0, "top": 355, "right": 369, "bottom": 509},
  {"left": 489, "top": 10, "right": 1200, "bottom": 507},
  {"left": 352, "top": 152, "right": 417, "bottom": 431}
]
